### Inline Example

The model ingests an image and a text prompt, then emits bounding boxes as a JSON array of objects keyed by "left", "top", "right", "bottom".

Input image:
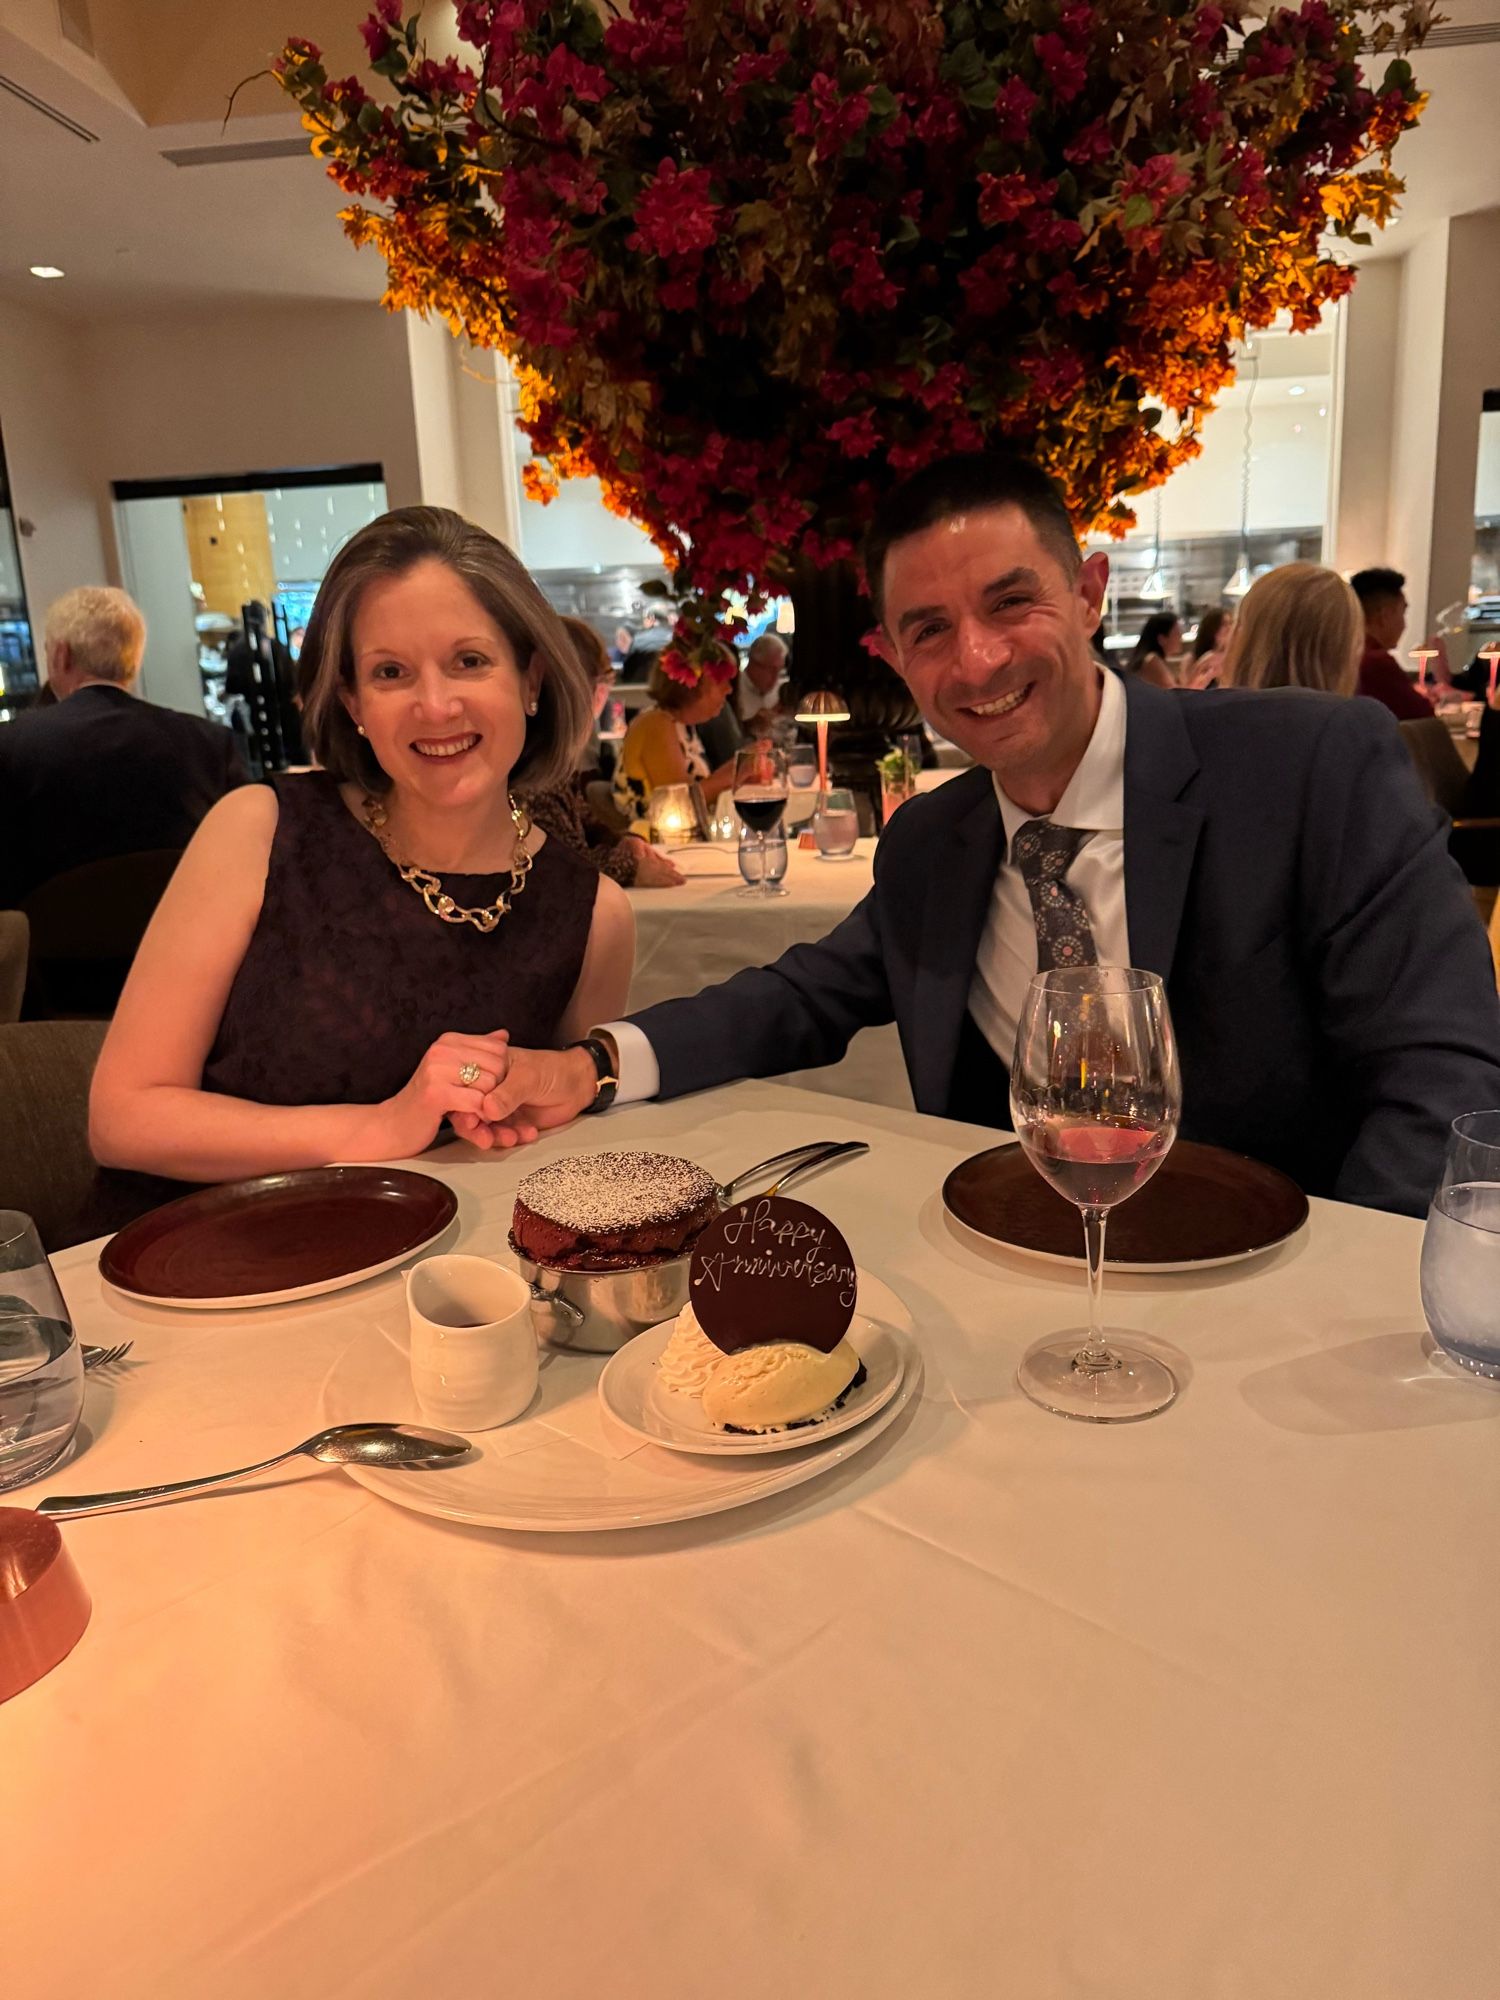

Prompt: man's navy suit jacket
[{"left": 632, "top": 680, "right": 1500, "bottom": 1216}]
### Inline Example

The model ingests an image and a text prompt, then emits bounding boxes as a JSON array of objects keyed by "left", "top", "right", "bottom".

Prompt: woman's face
[
  {"left": 591, "top": 674, "right": 612, "bottom": 721},
  {"left": 341, "top": 558, "right": 541, "bottom": 808},
  {"left": 1164, "top": 620, "right": 1184, "bottom": 657}
]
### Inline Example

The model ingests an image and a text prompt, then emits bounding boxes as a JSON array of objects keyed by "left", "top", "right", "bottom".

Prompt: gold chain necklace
[{"left": 360, "top": 793, "right": 533, "bottom": 934}]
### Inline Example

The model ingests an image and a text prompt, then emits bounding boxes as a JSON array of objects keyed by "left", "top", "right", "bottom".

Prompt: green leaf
[
  {"left": 1383, "top": 58, "right": 1413, "bottom": 90},
  {"left": 890, "top": 213, "right": 922, "bottom": 246},
  {"left": 867, "top": 83, "right": 899, "bottom": 122},
  {"left": 962, "top": 78, "right": 999, "bottom": 109},
  {"left": 1122, "top": 194, "right": 1154, "bottom": 230}
]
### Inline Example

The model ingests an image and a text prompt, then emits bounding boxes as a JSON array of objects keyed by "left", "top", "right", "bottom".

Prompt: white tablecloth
[
  {"left": 628, "top": 838, "right": 913, "bottom": 1109},
  {"left": 8, "top": 1086, "right": 1498, "bottom": 1999}
]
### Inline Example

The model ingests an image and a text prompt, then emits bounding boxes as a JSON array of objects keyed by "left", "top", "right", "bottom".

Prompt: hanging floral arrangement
[{"left": 275, "top": 0, "right": 1432, "bottom": 677}]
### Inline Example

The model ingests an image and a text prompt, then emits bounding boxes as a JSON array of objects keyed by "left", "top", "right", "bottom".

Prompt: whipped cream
[{"left": 656, "top": 1302, "right": 723, "bottom": 1395}]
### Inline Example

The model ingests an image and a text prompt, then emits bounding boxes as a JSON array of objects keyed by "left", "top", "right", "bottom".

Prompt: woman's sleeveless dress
[{"left": 202, "top": 773, "right": 599, "bottom": 1106}]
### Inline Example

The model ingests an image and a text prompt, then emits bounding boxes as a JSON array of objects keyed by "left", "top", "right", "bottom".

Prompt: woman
[
  {"left": 529, "top": 618, "right": 685, "bottom": 887},
  {"left": 1124, "top": 612, "right": 1182, "bottom": 687},
  {"left": 613, "top": 660, "right": 736, "bottom": 832},
  {"left": 89, "top": 508, "right": 634, "bottom": 1182},
  {"left": 1185, "top": 607, "right": 1233, "bottom": 689},
  {"left": 1219, "top": 563, "right": 1363, "bottom": 694}
]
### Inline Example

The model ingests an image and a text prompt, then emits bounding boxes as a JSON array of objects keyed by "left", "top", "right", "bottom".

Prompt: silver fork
[{"left": 83, "top": 1341, "right": 134, "bottom": 1371}]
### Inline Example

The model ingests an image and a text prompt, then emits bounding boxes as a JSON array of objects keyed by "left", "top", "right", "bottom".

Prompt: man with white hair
[
  {"left": 0, "top": 585, "right": 246, "bottom": 908},
  {"left": 736, "top": 631, "right": 789, "bottom": 733}
]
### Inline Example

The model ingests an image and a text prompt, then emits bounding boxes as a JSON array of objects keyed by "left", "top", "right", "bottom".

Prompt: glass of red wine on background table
[
  {"left": 1010, "top": 967, "right": 1182, "bottom": 1420},
  {"left": 732, "top": 742, "right": 790, "bottom": 898}
]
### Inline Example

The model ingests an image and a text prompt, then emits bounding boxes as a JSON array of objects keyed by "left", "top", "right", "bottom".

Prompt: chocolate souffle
[{"left": 510, "top": 1151, "right": 720, "bottom": 1272}]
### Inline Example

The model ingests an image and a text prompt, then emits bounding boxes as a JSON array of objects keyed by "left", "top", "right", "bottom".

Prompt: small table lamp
[
  {"left": 1409, "top": 648, "right": 1439, "bottom": 693},
  {"left": 794, "top": 689, "right": 852, "bottom": 794}
]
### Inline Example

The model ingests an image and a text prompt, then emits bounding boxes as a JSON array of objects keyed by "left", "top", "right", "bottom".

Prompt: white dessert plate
[
  {"left": 597, "top": 1314, "right": 911, "bottom": 1457},
  {"left": 319, "top": 1282, "right": 920, "bottom": 1533}
]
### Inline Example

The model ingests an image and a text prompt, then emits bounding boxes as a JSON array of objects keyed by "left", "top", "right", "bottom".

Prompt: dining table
[
  {"left": 8, "top": 1081, "right": 1498, "bottom": 1999},
  {"left": 627, "top": 836, "right": 913, "bottom": 1109}
]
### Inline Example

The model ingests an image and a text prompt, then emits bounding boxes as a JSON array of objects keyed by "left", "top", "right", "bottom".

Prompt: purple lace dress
[{"left": 202, "top": 773, "right": 599, "bottom": 1106}]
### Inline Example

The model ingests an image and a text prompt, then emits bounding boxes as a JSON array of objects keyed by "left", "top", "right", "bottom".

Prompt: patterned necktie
[{"left": 1012, "top": 819, "right": 1098, "bottom": 971}]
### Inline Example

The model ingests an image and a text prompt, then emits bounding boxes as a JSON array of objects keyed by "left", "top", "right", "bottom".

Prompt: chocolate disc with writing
[{"left": 689, "top": 1196, "right": 858, "bottom": 1355}]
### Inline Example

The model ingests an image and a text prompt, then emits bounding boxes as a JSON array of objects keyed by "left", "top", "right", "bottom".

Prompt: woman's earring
[
  {"left": 356, "top": 724, "right": 367, "bottom": 737},
  {"left": 525, "top": 701, "right": 537, "bottom": 717}
]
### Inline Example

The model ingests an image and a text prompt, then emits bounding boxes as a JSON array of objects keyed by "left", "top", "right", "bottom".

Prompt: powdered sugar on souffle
[{"left": 516, "top": 1152, "right": 716, "bottom": 1231}]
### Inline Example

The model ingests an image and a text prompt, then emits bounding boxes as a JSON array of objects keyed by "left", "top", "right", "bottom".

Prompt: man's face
[
  {"left": 876, "top": 504, "right": 1107, "bottom": 808},
  {"left": 1368, "top": 591, "right": 1407, "bottom": 652},
  {"left": 747, "top": 644, "right": 784, "bottom": 693}
]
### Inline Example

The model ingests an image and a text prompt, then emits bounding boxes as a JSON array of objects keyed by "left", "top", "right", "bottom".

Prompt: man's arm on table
[
  {"left": 1307, "top": 700, "right": 1500, "bottom": 1214},
  {"left": 479, "top": 886, "right": 896, "bottom": 1142}
]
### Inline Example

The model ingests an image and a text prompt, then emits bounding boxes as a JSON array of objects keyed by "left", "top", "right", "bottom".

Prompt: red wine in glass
[
  {"left": 733, "top": 792, "right": 787, "bottom": 834},
  {"left": 1011, "top": 966, "right": 1182, "bottom": 1421}
]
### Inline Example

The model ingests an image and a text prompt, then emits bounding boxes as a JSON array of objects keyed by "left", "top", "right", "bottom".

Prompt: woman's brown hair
[
  {"left": 298, "top": 507, "right": 593, "bottom": 794},
  {"left": 1219, "top": 563, "right": 1363, "bottom": 697},
  {"left": 559, "top": 614, "right": 613, "bottom": 683}
]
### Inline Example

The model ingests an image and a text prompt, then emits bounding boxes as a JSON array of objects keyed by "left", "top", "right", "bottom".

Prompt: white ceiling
[{"left": 0, "top": 3, "right": 1495, "bottom": 321}]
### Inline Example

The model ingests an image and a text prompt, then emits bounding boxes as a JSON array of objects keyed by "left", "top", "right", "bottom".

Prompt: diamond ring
[{"left": 458, "top": 1061, "right": 483, "bottom": 1087}]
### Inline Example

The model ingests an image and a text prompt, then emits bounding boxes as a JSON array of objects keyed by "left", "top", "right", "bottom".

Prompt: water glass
[
  {"left": 0, "top": 1212, "right": 85, "bottom": 1492},
  {"left": 738, "top": 829, "right": 788, "bottom": 893},
  {"left": 1420, "top": 1111, "right": 1500, "bottom": 1378},
  {"left": 787, "top": 746, "right": 819, "bottom": 789},
  {"left": 812, "top": 787, "right": 860, "bottom": 859}
]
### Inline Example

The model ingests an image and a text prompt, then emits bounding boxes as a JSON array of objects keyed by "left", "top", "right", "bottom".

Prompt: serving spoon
[{"left": 35, "top": 1423, "right": 471, "bottom": 1520}]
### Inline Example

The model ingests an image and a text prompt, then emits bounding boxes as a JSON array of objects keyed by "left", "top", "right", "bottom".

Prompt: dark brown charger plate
[
  {"left": 99, "top": 1166, "right": 459, "bottom": 1307},
  {"left": 942, "top": 1140, "right": 1309, "bottom": 1270}
]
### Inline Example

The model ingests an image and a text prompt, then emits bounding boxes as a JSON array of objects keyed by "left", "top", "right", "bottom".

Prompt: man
[
  {"left": 618, "top": 608, "right": 674, "bottom": 683},
  {"left": 1350, "top": 567, "right": 1432, "bottom": 720},
  {"left": 0, "top": 585, "right": 246, "bottom": 909},
  {"left": 478, "top": 454, "right": 1500, "bottom": 1216},
  {"left": 737, "top": 632, "right": 789, "bottom": 733}
]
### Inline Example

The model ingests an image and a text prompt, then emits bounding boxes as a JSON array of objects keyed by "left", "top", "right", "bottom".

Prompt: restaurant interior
[{"left": 2, "top": 4, "right": 1498, "bottom": 1995}]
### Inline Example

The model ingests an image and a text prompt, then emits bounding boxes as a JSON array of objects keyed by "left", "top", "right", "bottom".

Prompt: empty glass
[
  {"left": 737, "top": 829, "right": 788, "bottom": 891},
  {"left": 1420, "top": 1111, "right": 1500, "bottom": 1378},
  {"left": 812, "top": 787, "right": 860, "bottom": 858},
  {"left": 0, "top": 1212, "right": 84, "bottom": 1491}
]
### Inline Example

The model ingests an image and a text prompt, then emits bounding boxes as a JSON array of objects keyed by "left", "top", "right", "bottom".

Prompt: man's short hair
[
  {"left": 43, "top": 586, "right": 146, "bottom": 683},
  {"left": 863, "top": 451, "right": 1082, "bottom": 620},
  {"left": 1349, "top": 566, "right": 1406, "bottom": 609}
]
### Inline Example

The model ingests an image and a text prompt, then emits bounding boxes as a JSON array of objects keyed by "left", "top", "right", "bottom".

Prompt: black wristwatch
[{"left": 572, "top": 1035, "right": 619, "bottom": 1114}]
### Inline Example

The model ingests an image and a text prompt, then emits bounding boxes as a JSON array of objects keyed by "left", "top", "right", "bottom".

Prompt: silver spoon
[{"left": 35, "top": 1423, "right": 471, "bottom": 1520}]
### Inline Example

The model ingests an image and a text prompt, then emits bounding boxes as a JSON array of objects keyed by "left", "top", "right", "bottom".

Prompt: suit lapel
[
  {"left": 1121, "top": 678, "right": 1204, "bottom": 983},
  {"left": 909, "top": 776, "right": 1006, "bottom": 1111}
]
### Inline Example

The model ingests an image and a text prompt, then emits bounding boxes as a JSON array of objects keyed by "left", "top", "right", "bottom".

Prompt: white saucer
[{"left": 598, "top": 1315, "right": 909, "bottom": 1456}]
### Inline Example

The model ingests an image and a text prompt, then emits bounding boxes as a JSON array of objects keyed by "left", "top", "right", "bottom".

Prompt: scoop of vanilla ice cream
[
  {"left": 700, "top": 1338, "right": 860, "bottom": 1431},
  {"left": 656, "top": 1300, "right": 724, "bottom": 1396}
]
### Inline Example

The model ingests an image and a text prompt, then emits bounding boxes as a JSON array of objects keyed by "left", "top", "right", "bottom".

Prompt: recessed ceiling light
[
  {"left": 1288, "top": 385, "right": 1306, "bottom": 396},
  {"left": 29, "top": 265, "right": 64, "bottom": 279}
]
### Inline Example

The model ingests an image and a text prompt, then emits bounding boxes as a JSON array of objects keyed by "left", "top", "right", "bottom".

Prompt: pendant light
[{"left": 1223, "top": 345, "right": 1261, "bottom": 600}]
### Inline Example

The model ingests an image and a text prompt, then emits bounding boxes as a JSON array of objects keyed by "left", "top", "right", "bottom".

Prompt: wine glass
[
  {"left": 732, "top": 742, "right": 789, "bottom": 898},
  {"left": 1009, "top": 967, "right": 1182, "bottom": 1421}
]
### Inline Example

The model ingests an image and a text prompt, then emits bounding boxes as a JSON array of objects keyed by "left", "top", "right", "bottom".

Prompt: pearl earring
[
  {"left": 356, "top": 724, "right": 367, "bottom": 737},
  {"left": 526, "top": 701, "right": 537, "bottom": 717}
]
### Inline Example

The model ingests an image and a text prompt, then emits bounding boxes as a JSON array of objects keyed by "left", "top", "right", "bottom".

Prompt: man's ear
[
  {"left": 1078, "top": 551, "right": 1109, "bottom": 634},
  {"left": 869, "top": 625, "right": 902, "bottom": 675}
]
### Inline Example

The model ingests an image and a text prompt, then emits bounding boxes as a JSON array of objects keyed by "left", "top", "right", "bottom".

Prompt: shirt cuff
[{"left": 595, "top": 1020, "right": 659, "bottom": 1104}]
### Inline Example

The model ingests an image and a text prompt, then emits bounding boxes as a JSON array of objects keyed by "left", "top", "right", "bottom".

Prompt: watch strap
[{"left": 573, "top": 1036, "right": 619, "bottom": 1113}]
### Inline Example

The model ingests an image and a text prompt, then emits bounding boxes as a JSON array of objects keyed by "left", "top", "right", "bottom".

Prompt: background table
[
  {"left": 8, "top": 1084, "right": 1498, "bottom": 1999},
  {"left": 628, "top": 838, "right": 912, "bottom": 1108}
]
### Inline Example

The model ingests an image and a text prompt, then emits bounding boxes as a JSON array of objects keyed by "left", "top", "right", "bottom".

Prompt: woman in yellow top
[{"left": 614, "top": 662, "right": 736, "bottom": 832}]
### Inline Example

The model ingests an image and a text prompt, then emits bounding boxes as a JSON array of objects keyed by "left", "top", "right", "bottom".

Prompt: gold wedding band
[{"left": 458, "top": 1061, "right": 483, "bottom": 1087}]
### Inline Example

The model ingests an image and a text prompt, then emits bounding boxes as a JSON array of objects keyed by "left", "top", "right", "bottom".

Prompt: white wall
[
  {"left": 516, "top": 466, "right": 665, "bottom": 572},
  {"left": 0, "top": 297, "right": 110, "bottom": 624},
  {"left": 78, "top": 301, "right": 423, "bottom": 511},
  {"left": 1328, "top": 260, "right": 1400, "bottom": 575},
  {"left": 1478, "top": 410, "right": 1500, "bottom": 520},
  {"left": 114, "top": 495, "right": 202, "bottom": 712}
]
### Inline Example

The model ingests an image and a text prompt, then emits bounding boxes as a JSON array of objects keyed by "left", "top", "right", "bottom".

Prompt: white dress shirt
[
  {"left": 968, "top": 663, "right": 1131, "bottom": 1067},
  {"left": 604, "top": 667, "right": 1131, "bottom": 1103}
]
